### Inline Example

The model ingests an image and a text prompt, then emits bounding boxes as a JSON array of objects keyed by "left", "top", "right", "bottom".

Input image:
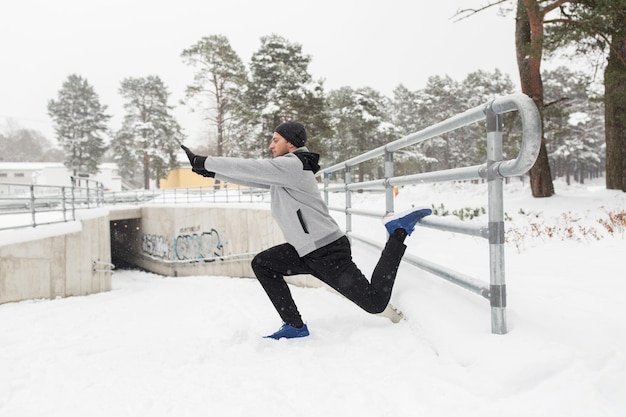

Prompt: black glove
[
  {"left": 181, "top": 145, "right": 207, "bottom": 170},
  {"left": 181, "top": 145, "right": 215, "bottom": 178},
  {"left": 192, "top": 167, "right": 215, "bottom": 178}
]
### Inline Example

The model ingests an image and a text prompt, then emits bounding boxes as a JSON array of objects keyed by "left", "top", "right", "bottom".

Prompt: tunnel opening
[{"left": 109, "top": 218, "right": 145, "bottom": 271}]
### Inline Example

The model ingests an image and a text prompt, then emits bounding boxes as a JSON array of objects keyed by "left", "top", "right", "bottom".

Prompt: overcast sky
[{"left": 1, "top": 0, "right": 521, "bottom": 144}]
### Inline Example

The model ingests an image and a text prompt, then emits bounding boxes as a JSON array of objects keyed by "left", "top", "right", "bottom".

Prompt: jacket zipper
[{"left": 296, "top": 209, "right": 309, "bottom": 234}]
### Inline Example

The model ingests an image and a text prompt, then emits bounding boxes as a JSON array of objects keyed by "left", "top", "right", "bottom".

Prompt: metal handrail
[
  {"left": 0, "top": 179, "right": 105, "bottom": 231},
  {"left": 316, "top": 93, "right": 542, "bottom": 334},
  {"left": 0, "top": 181, "right": 269, "bottom": 231},
  {"left": 320, "top": 93, "right": 540, "bottom": 180},
  {"left": 102, "top": 185, "right": 269, "bottom": 206}
]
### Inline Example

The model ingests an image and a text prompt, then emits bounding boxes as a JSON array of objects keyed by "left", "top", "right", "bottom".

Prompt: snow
[{"left": 1, "top": 179, "right": 625, "bottom": 417}]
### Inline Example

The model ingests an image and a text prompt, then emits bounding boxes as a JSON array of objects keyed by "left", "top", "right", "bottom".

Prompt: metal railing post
[
  {"left": 62, "top": 186, "right": 67, "bottom": 222},
  {"left": 30, "top": 184, "right": 36, "bottom": 227},
  {"left": 486, "top": 106, "right": 507, "bottom": 334},
  {"left": 71, "top": 183, "right": 76, "bottom": 220},
  {"left": 384, "top": 149, "right": 394, "bottom": 216}
]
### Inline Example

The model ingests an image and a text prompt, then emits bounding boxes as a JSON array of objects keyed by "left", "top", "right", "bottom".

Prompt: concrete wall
[
  {"left": 0, "top": 204, "right": 283, "bottom": 305},
  {"left": 0, "top": 211, "right": 112, "bottom": 304},
  {"left": 111, "top": 205, "right": 285, "bottom": 278}
]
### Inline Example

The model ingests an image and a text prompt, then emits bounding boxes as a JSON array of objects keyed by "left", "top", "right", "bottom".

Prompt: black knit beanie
[{"left": 275, "top": 121, "right": 307, "bottom": 148}]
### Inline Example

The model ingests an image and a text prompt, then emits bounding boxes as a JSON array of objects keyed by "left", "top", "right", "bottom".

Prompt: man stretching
[{"left": 182, "top": 121, "right": 431, "bottom": 339}]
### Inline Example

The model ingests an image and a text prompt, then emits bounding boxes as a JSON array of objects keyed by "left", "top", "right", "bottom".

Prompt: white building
[{"left": 0, "top": 162, "right": 122, "bottom": 194}]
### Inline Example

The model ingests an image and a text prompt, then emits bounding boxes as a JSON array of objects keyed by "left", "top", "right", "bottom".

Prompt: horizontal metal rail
[
  {"left": 320, "top": 94, "right": 540, "bottom": 179},
  {"left": 351, "top": 232, "right": 490, "bottom": 298},
  {"left": 0, "top": 181, "right": 269, "bottom": 231},
  {"left": 0, "top": 178, "right": 105, "bottom": 231}
]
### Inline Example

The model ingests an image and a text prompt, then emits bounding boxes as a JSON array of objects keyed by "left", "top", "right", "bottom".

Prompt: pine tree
[
  {"left": 390, "top": 85, "right": 433, "bottom": 175},
  {"left": 414, "top": 75, "right": 467, "bottom": 171},
  {"left": 391, "top": 85, "right": 422, "bottom": 136},
  {"left": 544, "top": 0, "right": 626, "bottom": 191},
  {"left": 389, "top": 70, "right": 516, "bottom": 174},
  {"left": 460, "top": 69, "right": 518, "bottom": 166},
  {"left": 457, "top": 1, "right": 562, "bottom": 197},
  {"left": 327, "top": 86, "right": 396, "bottom": 180},
  {"left": 515, "top": 0, "right": 564, "bottom": 197},
  {"left": 47, "top": 74, "right": 109, "bottom": 176},
  {"left": 112, "top": 76, "right": 184, "bottom": 189},
  {"left": 543, "top": 66, "right": 605, "bottom": 184},
  {"left": 181, "top": 35, "right": 247, "bottom": 157},
  {"left": 245, "top": 34, "right": 331, "bottom": 156}
]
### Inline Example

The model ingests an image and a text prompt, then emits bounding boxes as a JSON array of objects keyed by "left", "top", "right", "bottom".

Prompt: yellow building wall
[{"left": 160, "top": 168, "right": 246, "bottom": 189}]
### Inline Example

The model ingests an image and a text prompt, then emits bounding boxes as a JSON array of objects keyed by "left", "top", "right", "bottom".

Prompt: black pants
[{"left": 251, "top": 235, "right": 407, "bottom": 328}]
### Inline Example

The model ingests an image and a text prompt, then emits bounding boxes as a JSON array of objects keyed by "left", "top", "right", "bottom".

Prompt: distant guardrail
[
  {"left": 102, "top": 185, "right": 269, "bottom": 206},
  {"left": 0, "top": 179, "right": 269, "bottom": 231},
  {"left": 0, "top": 177, "right": 104, "bottom": 231}
]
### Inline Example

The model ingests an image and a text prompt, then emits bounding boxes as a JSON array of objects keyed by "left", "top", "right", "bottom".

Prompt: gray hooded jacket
[{"left": 203, "top": 147, "right": 344, "bottom": 256}]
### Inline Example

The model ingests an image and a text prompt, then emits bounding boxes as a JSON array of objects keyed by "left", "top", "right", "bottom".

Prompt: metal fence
[
  {"left": 0, "top": 177, "right": 105, "bottom": 231},
  {"left": 316, "top": 93, "right": 542, "bottom": 334},
  {"left": 102, "top": 184, "right": 269, "bottom": 206},
  {"left": 0, "top": 179, "right": 268, "bottom": 231}
]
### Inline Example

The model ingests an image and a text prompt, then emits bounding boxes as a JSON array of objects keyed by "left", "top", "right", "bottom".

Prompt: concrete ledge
[{"left": 109, "top": 206, "right": 142, "bottom": 221}]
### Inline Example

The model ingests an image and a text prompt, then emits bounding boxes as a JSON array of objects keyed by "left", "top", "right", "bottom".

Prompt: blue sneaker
[
  {"left": 264, "top": 323, "right": 310, "bottom": 340},
  {"left": 383, "top": 207, "right": 432, "bottom": 236}
]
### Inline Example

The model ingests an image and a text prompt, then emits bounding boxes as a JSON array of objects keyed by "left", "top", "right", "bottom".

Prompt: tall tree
[
  {"left": 180, "top": 35, "right": 247, "bottom": 157},
  {"left": 415, "top": 75, "right": 466, "bottom": 171},
  {"left": 390, "top": 84, "right": 434, "bottom": 175},
  {"left": 245, "top": 34, "right": 331, "bottom": 156},
  {"left": 389, "top": 70, "right": 516, "bottom": 175},
  {"left": 457, "top": 1, "right": 568, "bottom": 197},
  {"left": 112, "top": 76, "right": 184, "bottom": 189},
  {"left": 47, "top": 74, "right": 109, "bottom": 176},
  {"left": 391, "top": 84, "right": 422, "bottom": 137},
  {"left": 461, "top": 69, "right": 519, "bottom": 164},
  {"left": 543, "top": 66, "right": 605, "bottom": 184},
  {"left": 603, "top": 5, "right": 626, "bottom": 191},
  {"left": 544, "top": 0, "right": 626, "bottom": 191},
  {"left": 327, "top": 86, "right": 396, "bottom": 180},
  {"left": 515, "top": 0, "right": 572, "bottom": 197}
]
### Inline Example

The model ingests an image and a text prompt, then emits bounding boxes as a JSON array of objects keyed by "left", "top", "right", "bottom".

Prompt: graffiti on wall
[
  {"left": 174, "top": 229, "right": 224, "bottom": 262},
  {"left": 141, "top": 227, "right": 224, "bottom": 262},
  {"left": 142, "top": 234, "right": 171, "bottom": 259}
]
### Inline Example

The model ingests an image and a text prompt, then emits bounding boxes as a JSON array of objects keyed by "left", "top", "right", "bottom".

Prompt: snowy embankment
[{"left": 1, "top": 179, "right": 625, "bottom": 417}]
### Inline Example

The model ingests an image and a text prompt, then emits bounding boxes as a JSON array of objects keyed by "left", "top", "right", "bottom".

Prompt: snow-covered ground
[{"left": 1, "top": 179, "right": 625, "bottom": 417}]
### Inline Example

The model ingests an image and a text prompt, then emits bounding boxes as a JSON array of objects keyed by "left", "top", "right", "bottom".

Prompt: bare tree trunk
[
  {"left": 142, "top": 130, "right": 150, "bottom": 190},
  {"left": 605, "top": 21, "right": 626, "bottom": 191},
  {"left": 214, "top": 77, "right": 224, "bottom": 188},
  {"left": 143, "top": 152, "right": 150, "bottom": 190},
  {"left": 516, "top": 0, "right": 555, "bottom": 197}
]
